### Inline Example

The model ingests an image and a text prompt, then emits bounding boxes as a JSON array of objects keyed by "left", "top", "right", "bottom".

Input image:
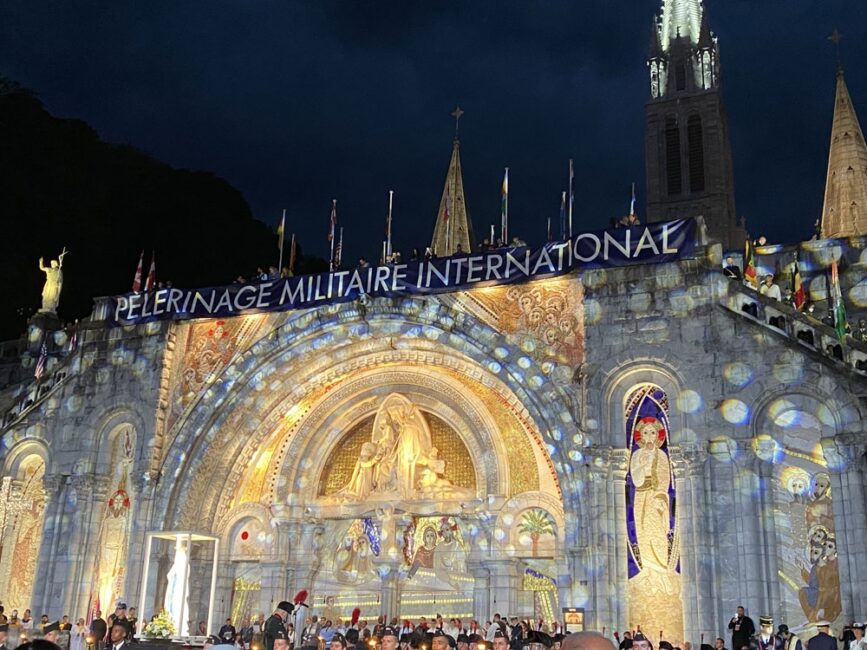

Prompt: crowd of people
[{"left": 1, "top": 600, "right": 864, "bottom": 650}]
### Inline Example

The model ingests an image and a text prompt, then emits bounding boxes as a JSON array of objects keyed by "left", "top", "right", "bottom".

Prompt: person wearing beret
[
  {"left": 265, "top": 602, "right": 294, "bottom": 650},
  {"left": 43, "top": 622, "right": 61, "bottom": 645},
  {"left": 633, "top": 632, "right": 653, "bottom": 650}
]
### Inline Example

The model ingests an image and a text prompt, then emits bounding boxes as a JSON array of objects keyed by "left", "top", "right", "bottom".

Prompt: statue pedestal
[{"left": 27, "top": 312, "right": 61, "bottom": 352}]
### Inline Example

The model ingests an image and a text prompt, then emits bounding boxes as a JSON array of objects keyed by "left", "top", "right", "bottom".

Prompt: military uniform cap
[
  {"left": 759, "top": 617, "right": 773, "bottom": 627},
  {"left": 815, "top": 621, "right": 830, "bottom": 628},
  {"left": 493, "top": 630, "right": 508, "bottom": 640},
  {"left": 274, "top": 630, "right": 290, "bottom": 641},
  {"left": 854, "top": 624, "right": 866, "bottom": 631},
  {"left": 382, "top": 627, "right": 400, "bottom": 640},
  {"left": 43, "top": 621, "right": 61, "bottom": 633},
  {"left": 277, "top": 601, "right": 294, "bottom": 614}
]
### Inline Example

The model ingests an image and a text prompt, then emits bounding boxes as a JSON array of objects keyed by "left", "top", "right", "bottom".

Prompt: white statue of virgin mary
[{"left": 164, "top": 537, "right": 190, "bottom": 633}]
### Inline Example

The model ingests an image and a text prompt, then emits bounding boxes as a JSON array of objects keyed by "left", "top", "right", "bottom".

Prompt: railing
[{"left": 722, "top": 282, "right": 867, "bottom": 376}]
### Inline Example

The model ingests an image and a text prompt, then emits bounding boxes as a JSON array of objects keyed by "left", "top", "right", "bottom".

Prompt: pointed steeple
[
  {"left": 659, "top": 0, "right": 703, "bottom": 52},
  {"left": 820, "top": 70, "right": 867, "bottom": 239},
  {"left": 431, "top": 136, "right": 474, "bottom": 256}
]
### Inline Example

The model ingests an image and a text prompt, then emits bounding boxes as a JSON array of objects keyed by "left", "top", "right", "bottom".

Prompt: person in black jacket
[
  {"left": 90, "top": 614, "right": 107, "bottom": 650},
  {"left": 728, "top": 607, "right": 755, "bottom": 650}
]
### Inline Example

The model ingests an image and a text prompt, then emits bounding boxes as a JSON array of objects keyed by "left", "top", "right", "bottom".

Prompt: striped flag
[
  {"left": 34, "top": 341, "right": 48, "bottom": 379},
  {"left": 335, "top": 227, "right": 344, "bottom": 270},
  {"left": 144, "top": 251, "right": 156, "bottom": 292},
  {"left": 328, "top": 200, "right": 337, "bottom": 242},
  {"left": 744, "top": 238, "right": 758, "bottom": 288},
  {"left": 792, "top": 257, "right": 805, "bottom": 310},
  {"left": 830, "top": 260, "right": 848, "bottom": 340},
  {"left": 131, "top": 251, "right": 144, "bottom": 292}
]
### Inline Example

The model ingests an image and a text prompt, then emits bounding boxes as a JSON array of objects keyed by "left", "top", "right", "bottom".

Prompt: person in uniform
[
  {"left": 264, "top": 602, "right": 294, "bottom": 650},
  {"left": 273, "top": 630, "right": 291, "bottom": 650},
  {"left": 0, "top": 623, "right": 9, "bottom": 650},
  {"left": 850, "top": 623, "right": 866, "bottom": 650},
  {"left": 809, "top": 622, "right": 836, "bottom": 650},
  {"left": 91, "top": 613, "right": 108, "bottom": 650},
  {"left": 776, "top": 626, "right": 800, "bottom": 650},
  {"left": 492, "top": 630, "right": 510, "bottom": 650},
  {"left": 381, "top": 628, "right": 401, "bottom": 650},
  {"left": 756, "top": 616, "right": 782, "bottom": 650}
]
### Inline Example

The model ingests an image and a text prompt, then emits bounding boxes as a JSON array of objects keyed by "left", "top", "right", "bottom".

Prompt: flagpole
[
  {"left": 547, "top": 217, "right": 552, "bottom": 242},
  {"left": 568, "top": 159, "right": 574, "bottom": 238},
  {"left": 278, "top": 209, "right": 286, "bottom": 270},
  {"left": 560, "top": 191, "right": 566, "bottom": 241},
  {"left": 386, "top": 190, "right": 394, "bottom": 259},
  {"left": 490, "top": 224, "right": 495, "bottom": 244},
  {"left": 501, "top": 167, "right": 509, "bottom": 243},
  {"left": 329, "top": 200, "right": 337, "bottom": 272},
  {"left": 289, "top": 233, "right": 296, "bottom": 276},
  {"left": 629, "top": 182, "right": 636, "bottom": 216}
]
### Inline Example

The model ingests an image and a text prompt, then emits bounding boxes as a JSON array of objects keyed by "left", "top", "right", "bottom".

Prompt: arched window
[
  {"left": 688, "top": 115, "right": 705, "bottom": 193},
  {"left": 665, "top": 118, "right": 682, "bottom": 196}
]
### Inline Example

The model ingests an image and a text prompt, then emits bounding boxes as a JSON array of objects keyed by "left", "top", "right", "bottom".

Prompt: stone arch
[
  {"left": 155, "top": 298, "right": 583, "bottom": 531},
  {"left": 2, "top": 438, "right": 50, "bottom": 476},
  {"left": 495, "top": 492, "right": 564, "bottom": 557},
  {"left": 89, "top": 405, "right": 147, "bottom": 476}
]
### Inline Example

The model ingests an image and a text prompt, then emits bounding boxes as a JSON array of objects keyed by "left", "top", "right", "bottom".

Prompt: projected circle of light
[
  {"left": 708, "top": 435, "right": 737, "bottom": 462},
  {"left": 675, "top": 389, "right": 704, "bottom": 414},
  {"left": 723, "top": 362, "right": 754, "bottom": 387},
  {"left": 721, "top": 398, "right": 750, "bottom": 425},
  {"left": 751, "top": 434, "right": 783, "bottom": 463}
]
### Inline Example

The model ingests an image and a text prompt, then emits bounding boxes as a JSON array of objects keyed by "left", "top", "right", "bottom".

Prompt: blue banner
[{"left": 108, "top": 219, "right": 696, "bottom": 326}]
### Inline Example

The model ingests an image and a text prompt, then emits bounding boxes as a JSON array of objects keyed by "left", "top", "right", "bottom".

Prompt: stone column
[
  {"left": 582, "top": 448, "right": 613, "bottom": 631},
  {"left": 670, "top": 447, "right": 713, "bottom": 645},
  {"left": 484, "top": 559, "right": 522, "bottom": 617},
  {"left": 33, "top": 473, "right": 69, "bottom": 615},
  {"left": 61, "top": 473, "right": 99, "bottom": 617},
  {"left": 608, "top": 449, "right": 630, "bottom": 631},
  {"left": 468, "top": 561, "right": 491, "bottom": 621},
  {"left": 823, "top": 434, "right": 867, "bottom": 619},
  {"left": 125, "top": 470, "right": 161, "bottom": 616}
]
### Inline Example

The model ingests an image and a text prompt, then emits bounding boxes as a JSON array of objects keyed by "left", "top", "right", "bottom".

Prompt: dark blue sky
[{"left": 2, "top": 1, "right": 866, "bottom": 265}]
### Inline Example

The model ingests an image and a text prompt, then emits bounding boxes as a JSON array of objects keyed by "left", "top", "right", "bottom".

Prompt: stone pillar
[
  {"left": 670, "top": 447, "right": 714, "bottom": 645},
  {"left": 468, "top": 561, "right": 491, "bottom": 621},
  {"left": 33, "top": 473, "right": 69, "bottom": 616},
  {"left": 125, "top": 471, "right": 161, "bottom": 616},
  {"left": 726, "top": 441, "right": 765, "bottom": 616},
  {"left": 61, "top": 473, "right": 100, "bottom": 617},
  {"left": 824, "top": 434, "right": 867, "bottom": 619},
  {"left": 582, "top": 449, "right": 613, "bottom": 631},
  {"left": 484, "top": 559, "right": 522, "bottom": 617},
  {"left": 609, "top": 449, "right": 630, "bottom": 631}
]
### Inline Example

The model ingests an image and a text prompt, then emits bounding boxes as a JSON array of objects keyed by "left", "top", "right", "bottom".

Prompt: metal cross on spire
[
  {"left": 828, "top": 28, "right": 843, "bottom": 70},
  {"left": 451, "top": 105, "right": 465, "bottom": 138}
]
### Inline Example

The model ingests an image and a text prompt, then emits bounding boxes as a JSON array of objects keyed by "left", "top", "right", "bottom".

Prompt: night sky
[{"left": 2, "top": 1, "right": 866, "bottom": 268}]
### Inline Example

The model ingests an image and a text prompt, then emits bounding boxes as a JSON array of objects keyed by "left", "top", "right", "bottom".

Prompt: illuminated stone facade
[{"left": 2, "top": 235, "right": 867, "bottom": 645}]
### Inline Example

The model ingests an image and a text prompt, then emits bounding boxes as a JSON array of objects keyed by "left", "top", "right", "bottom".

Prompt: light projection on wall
[{"left": 625, "top": 384, "right": 684, "bottom": 644}]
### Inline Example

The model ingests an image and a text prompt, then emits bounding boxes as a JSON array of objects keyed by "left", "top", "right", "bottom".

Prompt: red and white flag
[
  {"left": 144, "top": 251, "right": 156, "bottom": 292},
  {"left": 131, "top": 251, "right": 144, "bottom": 292},
  {"left": 34, "top": 342, "right": 48, "bottom": 379}
]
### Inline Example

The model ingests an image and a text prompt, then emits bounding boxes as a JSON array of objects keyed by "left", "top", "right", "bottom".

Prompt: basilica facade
[{"left": 2, "top": 0, "right": 867, "bottom": 647}]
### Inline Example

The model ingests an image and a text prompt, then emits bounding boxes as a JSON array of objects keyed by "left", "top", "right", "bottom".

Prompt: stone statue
[
  {"left": 164, "top": 537, "right": 190, "bottom": 633},
  {"left": 333, "top": 393, "right": 474, "bottom": 502},
  {"left": 629, "top": 416, "right": 672, "bottom": 572},
  {"left": 38, "top": 248, "right": 68, "bottom": 314}
]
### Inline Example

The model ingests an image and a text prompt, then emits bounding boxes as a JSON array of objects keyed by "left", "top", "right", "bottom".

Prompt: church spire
[
  {"left": 820, "top": 70, "right": 867, "bottom": 239},
  {"left": 659, "top": 0, "right": 703, "bottom": 52},
  {"left": 431, "top": 110, "right": 474, "bottom": 256}
]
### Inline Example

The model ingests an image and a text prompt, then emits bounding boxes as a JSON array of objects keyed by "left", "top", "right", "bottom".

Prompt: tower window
[
  {"left": 665, "top": 118, "right": 682, "bottom": 196},
  {"left": 688, "top": 115, "right": 705, "bottom": 193}
]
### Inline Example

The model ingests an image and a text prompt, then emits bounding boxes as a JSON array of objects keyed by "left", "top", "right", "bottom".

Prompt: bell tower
[{"left": 645, "top": 0, "right": 743, "bottom": 249}]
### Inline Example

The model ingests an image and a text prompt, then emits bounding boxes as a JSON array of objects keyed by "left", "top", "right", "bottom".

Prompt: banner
[{"left": 108, "top": 219, "right": 696, "bottom": 326}]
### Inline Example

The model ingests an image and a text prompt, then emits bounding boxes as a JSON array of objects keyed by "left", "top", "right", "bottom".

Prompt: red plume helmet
[
  {"left": 293, "top": 590, "right": 308, "bottom": 605},
  {"left": 351, "top": 608, "right": 361, "bottom": 626}
]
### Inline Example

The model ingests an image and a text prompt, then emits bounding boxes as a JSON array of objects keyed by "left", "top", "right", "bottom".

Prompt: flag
[
  {"left": 277, "top": 209, "right": 286, "bottom": 253},
  {"left": 131, "top": 251, "right": 144, "bottom": 292},
  {"left": 547, "top": 217, "right": 552, "bottom": 242},
  {"left": 34, "top": 341, "right": 48, "bottom": 379},
  {"left": 328, "top": 200, "right": 337, "bottom": 242},
  {"left": 444, "top": 184, "right": 451, "bottom": 223},
  {"left": 792, "top": 258, "right": 805, "bottom": 310},
  {"left": 629, "top": 182, "right": 637, "bottom": 216},
  {"left": 830, "top": 260, "right": 848, "bottom": 340},
  {"left": 559, "top": 191, "right": 566, "bottom": 241},
  {"left": 288, "top": 234, "right": 297, "bottom": 276},
  {"left": 743, "top": 239, "right": 757, "bottom": 288},
  {"left": 144, "top": 251, "right": 156, "bottom": 292}
]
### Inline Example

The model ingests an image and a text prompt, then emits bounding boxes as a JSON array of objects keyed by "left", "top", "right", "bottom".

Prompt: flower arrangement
[{"left": 143, "top": 610, "right": 176, "bottom": 639}]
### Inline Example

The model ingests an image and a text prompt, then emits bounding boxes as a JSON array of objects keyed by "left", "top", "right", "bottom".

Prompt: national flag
[
  {"left": 328, "top": 200, "right": 337, "bottom": 242},
  {"left": 547, "top": 217, "right": 552, "bottom": 242},
  {"left": 444, "top": 184, "right": 451, "bottom": 223},
  {"left": 34, "top": 341, "right": 48, "bottom": 379},
  {"left": 288, "top": 234, "right": 297, "bottom": 276},
  {"left": 144, "top": 251, "right": 156, "bottom": 292},
  {"left": 743, "top": 239, "right": 758, "bottom": 288},
  {"left": 830, "top": 260, "right": 848, "bottom": 340},
  {"left": 792, "top": 258, "right": 805, "bottom": 310},
  {"left": 277, "top": 209, "right": 286, "bottom": 253},
  {"left": 131, "top": 251, "right": 144, "bottom": 292},
  {"left": 629, "top": 182, "right": 637, "bottom": 216},
  {"left": 559, "top": 191, "right": 566, "bottom": 241}
]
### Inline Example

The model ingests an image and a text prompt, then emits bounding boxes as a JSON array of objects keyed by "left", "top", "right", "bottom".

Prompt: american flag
[{"left": 34, "top": 342, "right": 48, "bottom": 379}]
